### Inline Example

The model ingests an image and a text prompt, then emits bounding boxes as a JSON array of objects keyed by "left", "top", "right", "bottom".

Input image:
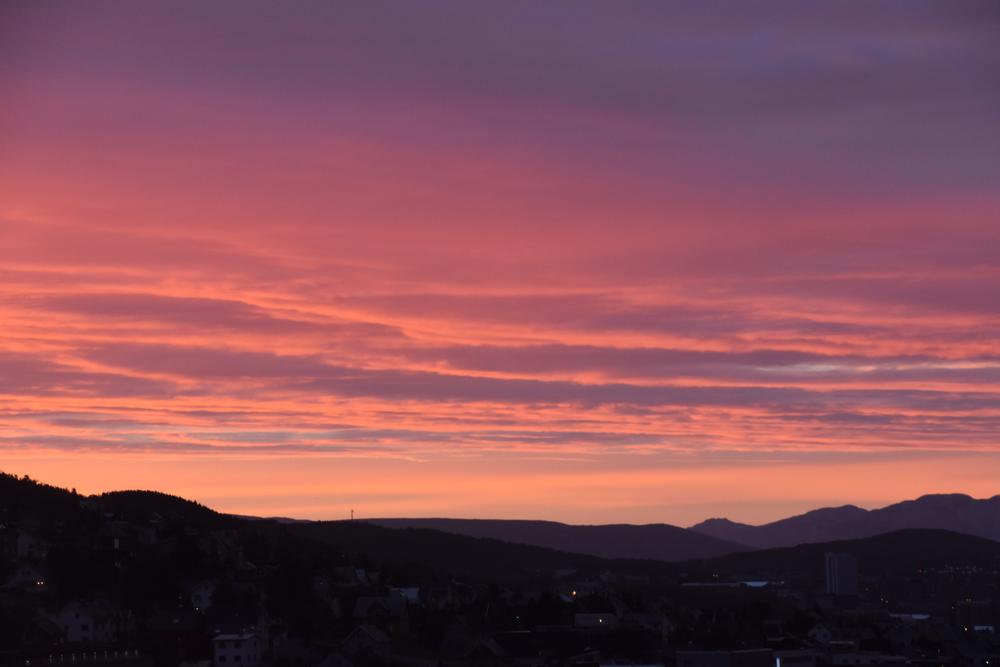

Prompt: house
[
  {"left": 449, "top": 637, "right": 507, "bottom": 666},
  {"left": 676, "top": 649, "right": 774, "bottom": 667},
  {"left": 48, "top": 600, "right": 120, "bottom": 643},
  {"left": 205, "top": 604, "right": 269, "bottom": 655},
  {"left": 389, "top": 586, "right": 420, "bottom": 604},
  {"left": 187, "top": 580, "right": 216, "bottom": 611},
  {"left": 16, "top": 529, "right": 47, "bottom": 560},
  {"left": 830, "top": 653, "right": 906, "bottom": 665},
  {"left": 212, "top": 632, "right": 260, "bottom": 666},
  {"left": 353, "top": 596, "right": 392, "bottom": 624},
  {"left": 625, "top": 612, "right": 672, "bottom": 641},
  {"left": 6, "top": 562, "right": 49, "bottom": 592},
  {"left": 353, "top": 593, "right": 409, "bottom": 637},
  {"left": 438, "top": 620, "right": 508, "bottom": 666},
  {"left": 342, "top": 624, "right": 390, "bottom": 657}
]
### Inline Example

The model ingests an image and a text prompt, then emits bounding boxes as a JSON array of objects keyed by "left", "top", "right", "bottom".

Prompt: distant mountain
[
  {"left": 684, "top": 528, "right": 1000, "bottom": 578},
  {"left": 690, "top": 505, "right": 869, "bottom": 549},
  {"left": 690, "top": 494, "right": 1000, "bottom": 548},
  {"left": 368, "top": 518, "right": 749, "bottom": 562},
  {"left": 8, "top": 470, "right": 998, "bottom": 575}
]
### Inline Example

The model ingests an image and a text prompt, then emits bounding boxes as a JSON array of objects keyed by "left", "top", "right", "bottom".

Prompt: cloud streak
[{"left": 1, "top": 0, "right": 998, "bottom": 521}]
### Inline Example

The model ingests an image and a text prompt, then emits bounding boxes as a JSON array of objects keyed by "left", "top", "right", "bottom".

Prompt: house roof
[{"left": 213, "top": 633, "right": 256, "bottom": 641}]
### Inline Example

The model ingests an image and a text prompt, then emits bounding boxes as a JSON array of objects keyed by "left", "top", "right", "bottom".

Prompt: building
[
  {"left": 825, "top": 552, "right": 859, "bottom": 596},
  {"left": 188, "top": 580, "right": 216, "bottom": 611},
  {"left": 48, "top": 600, "right": 120, "bottom": 643},
  {"left": 830, "top": 653, "right": 906, "bottom": 665},
  {"left": 676, "top": 649, "right": 774, "bottom": 667},
  {"left": 16, "top": 529, "right": 47, "bottom": 560},
  {"left": 212, "top": 633, "right": 260, "bottom": 666},
  {"left": 7, "top": 562, "right": 49, "bottom": 592},
  {"left": 342, "top": 624, "right": 390, "bottom": 657},
  {"left": 956, "top": 599, "right": 996, "bottom": 633}
]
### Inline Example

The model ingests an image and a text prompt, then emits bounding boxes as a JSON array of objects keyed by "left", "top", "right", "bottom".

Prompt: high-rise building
[{"left": 825, "top": 552, "right": 858, "bottom": 596}]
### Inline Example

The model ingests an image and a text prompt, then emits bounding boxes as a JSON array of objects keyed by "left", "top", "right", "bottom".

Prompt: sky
[{"left": 1, "top": 1, "right": 999, "bottom": 525}]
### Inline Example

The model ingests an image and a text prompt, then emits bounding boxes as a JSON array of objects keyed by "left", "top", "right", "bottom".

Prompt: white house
[
  {"left": 213, "top": 632, "right": 260, "bottom": 666},
  {"left": 48, "top": 600, "right": 118, "bottom": 643}
]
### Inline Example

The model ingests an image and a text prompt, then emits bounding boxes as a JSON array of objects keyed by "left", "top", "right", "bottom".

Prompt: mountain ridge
[
  {"left": 5, "top": 472, "right": 999, "bottom": 560},
  {"left": 368, "top": 517, "right": 749, "bottom": 562},
  {"left": 689, "top": 493, "right": 1000, "bottom": 548}
]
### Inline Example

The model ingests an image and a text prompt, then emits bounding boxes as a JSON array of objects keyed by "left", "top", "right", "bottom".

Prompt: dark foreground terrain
[{"left": 2, "top": 472, "right": 999, "bottom": 667}]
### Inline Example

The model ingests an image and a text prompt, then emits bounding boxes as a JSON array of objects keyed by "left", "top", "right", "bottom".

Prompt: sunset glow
[{"left": 2, "top": 1, "right": 998, "bottom": 523}]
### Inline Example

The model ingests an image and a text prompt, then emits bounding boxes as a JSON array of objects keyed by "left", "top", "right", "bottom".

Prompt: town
[{"left": 2, "top": 474, "right": 998, "bottom": 667}]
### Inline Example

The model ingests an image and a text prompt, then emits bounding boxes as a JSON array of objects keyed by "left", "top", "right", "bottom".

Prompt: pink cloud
[{"left": 1, "top": 0, "right": 998, "bottom": 521}]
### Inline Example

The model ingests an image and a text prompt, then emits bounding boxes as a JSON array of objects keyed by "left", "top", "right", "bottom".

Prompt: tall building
[{"left": 825, "top": 552, "right": 858, "bottom": 596}]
